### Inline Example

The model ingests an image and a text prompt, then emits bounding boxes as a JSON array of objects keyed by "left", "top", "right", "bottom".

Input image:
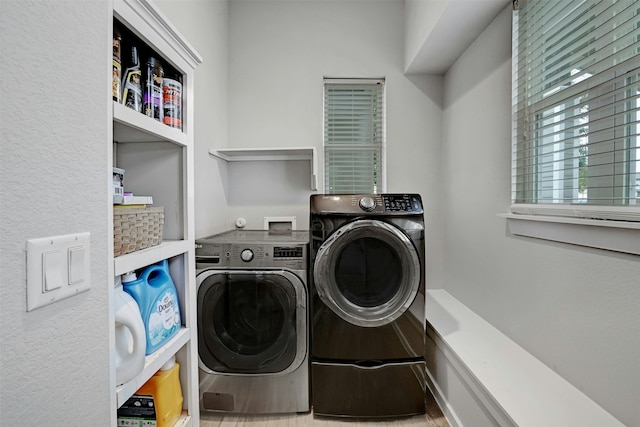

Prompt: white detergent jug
[{"left": 114, "top": 278, "right": 146, "bottom": 386}]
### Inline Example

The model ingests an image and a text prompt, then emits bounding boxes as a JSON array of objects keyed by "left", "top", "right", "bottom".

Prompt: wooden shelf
[
  {"left": 116, "top": 327, "right": 190, "bottom": 408},
  {"left": 114, "top": 240, "right": 191, "bottom": 276},
  {"left": 174, "top": 413, "right": 192, "bottom": 427},
  {"left": 209, "top": 147, "right": 318, "bottom": 190},
  {"left": 113, "top": 101, "right": 188, "bottom": 146}
]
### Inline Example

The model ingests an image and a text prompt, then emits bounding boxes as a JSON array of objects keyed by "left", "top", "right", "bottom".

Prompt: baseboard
[
  {"left": 426, "top": 326, "right": 516, "bottom": 427},
  {"left": 425, "top": 289, "right": 624, "bottom": 427},
  {"left": 425, "top": 364, "right": 463, "bottom": 427}
]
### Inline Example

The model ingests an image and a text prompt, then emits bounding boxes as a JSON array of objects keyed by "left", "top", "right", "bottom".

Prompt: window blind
[
  {"left": 512, "top": 0, "right": 640, "bottom": 220},
  {"left": 324, "top": 79, "right": 385, "bottom": 194}
]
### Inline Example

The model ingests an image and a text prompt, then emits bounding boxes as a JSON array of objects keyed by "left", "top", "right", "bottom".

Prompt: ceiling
[{"left": 405, "top": 0, "right": 510, "bottom": 74}]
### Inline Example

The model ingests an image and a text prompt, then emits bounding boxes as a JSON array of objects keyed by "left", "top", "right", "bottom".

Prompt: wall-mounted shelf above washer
[{"left": 209, "top": 147, "right": 318, "bottom": 190}]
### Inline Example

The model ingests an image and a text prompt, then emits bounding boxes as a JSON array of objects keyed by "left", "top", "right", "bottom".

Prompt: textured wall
[
  {"left": 0, "top": 1, "right": 111, "bottom": 425},
  {"left": 441, "top": 6, "right": 640, "bottom": 426}
]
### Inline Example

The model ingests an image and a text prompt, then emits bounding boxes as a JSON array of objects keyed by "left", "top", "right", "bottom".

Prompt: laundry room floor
[{"left": 200, "top": 387, "right": 450, "bottom": 427}]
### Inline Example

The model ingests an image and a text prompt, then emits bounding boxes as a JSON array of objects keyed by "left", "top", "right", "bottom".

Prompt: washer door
[
  {"left": 197, "top": 270, "right": 306, "bottom": 375},
  {"left": 314, "top": 219, "right": 420, "bottom": 327}
]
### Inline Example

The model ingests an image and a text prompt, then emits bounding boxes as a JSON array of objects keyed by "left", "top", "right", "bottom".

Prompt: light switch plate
[{"left": 26, "top": 232, "right": 91, "bottom": 311}]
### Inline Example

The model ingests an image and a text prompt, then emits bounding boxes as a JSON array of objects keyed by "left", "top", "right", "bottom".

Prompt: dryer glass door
[
  {"left": 198, "top": 271, "right": 306, "bottom": 375},
  {"left": 313, "top": 219, "right": 421, "bottom": 327}
]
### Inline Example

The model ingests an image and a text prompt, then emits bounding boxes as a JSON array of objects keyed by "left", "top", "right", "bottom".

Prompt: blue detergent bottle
[{"left": 122, "top": 259, "right": 181, "bottom": 355}]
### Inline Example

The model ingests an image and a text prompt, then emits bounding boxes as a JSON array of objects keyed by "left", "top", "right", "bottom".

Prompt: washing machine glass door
[
  {"left": 314, "top": 219, "right": 420, "bottom": 327},
  {"left": 197, "top": 270, "right": 306, "bottom": 375}
]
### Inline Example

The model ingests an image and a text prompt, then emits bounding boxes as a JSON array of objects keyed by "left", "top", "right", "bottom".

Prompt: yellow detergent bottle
[{"left": 137, "top": 356, "right": 183, "bottom": 427}]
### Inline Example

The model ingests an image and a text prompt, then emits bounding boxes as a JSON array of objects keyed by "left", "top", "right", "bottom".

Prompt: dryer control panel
[
  {"left": 382, "top": 194, "right": 422, "bottom": 213},
  {"left": 310, "top": 193, "right": 423, "bottom": 215}
]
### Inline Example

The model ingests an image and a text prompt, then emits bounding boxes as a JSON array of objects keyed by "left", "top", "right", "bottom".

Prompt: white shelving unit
[
  {"left": 209, "top": 147, "right": 318, "bottom": 190},
  {"left": 109, "top": 1, "right": 202, "bottom": 426}
]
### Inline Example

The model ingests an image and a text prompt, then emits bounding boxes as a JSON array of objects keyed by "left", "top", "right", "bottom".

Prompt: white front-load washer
[{"left": 195, "top": 230, "right": 309, "bottom": 415}]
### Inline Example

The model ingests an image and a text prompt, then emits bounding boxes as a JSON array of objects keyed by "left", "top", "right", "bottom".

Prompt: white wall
[
  {"left": 226, "top": 160, "right": 312, "bottom": 230},
  {"left": 157, "top": 0, "right": 445, "bottom": 284},
  {"left": 0, "top": 1, "right": 111, "bottom": 425},
  {"left": 441, "top": 6, "right": 640, "bottom": 426},
  {"left": 226, "top": 0, "right": 444, "bottom": 286},
  {"left": 155, "top": 0, "right": 230, "bottom": 239}
]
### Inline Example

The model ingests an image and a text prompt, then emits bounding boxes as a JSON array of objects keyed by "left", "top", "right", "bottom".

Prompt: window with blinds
[
  {"left": 323, "top": 78, "right": 385, "bottom": 194},
  {"left": 512, "top": 0, "right": 639, "bottom": 220}
]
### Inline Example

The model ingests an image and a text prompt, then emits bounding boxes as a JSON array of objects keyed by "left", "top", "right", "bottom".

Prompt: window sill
[{"left": 498, "top": 213, "right": 640, "bottom": 256}]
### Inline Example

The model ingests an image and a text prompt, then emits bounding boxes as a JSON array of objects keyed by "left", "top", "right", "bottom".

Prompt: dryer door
[
  {"left": 313, "top": 219, "right": 421, "bottom": 327},
  {"left": 197, "top": 270, "right": 306, "bottom": 375}
]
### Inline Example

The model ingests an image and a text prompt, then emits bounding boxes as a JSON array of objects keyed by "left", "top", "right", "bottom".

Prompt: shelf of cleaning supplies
[
  {"left": 116, "top": 327, "right": 190, "bottom": 408},
  {"left": 111, "top": 1, "right": 201, "bottom": 425},
  {"left": 209, "top": 147, "right": 318, "bottom": 190}
]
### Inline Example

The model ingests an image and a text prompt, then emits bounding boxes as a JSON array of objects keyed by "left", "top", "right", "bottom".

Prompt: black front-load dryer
[{"left": 309, "top": 194, "right": 426, "bottom": 418}]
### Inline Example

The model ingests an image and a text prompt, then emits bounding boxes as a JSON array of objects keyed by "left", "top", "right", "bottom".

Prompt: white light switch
[
  {"left": 26, "top": 232, "right": 91, "bottom": 312},
  {"left": 43, "top": 250, "right": 65, "bottom": 291},
  {"left": 68, "top": 247, "right": 85, "bottom": 285}
]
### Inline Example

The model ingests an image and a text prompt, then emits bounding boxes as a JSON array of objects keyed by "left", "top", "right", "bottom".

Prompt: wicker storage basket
[{"left": 113, "top": 206, "right": 164, "bottom": 256}]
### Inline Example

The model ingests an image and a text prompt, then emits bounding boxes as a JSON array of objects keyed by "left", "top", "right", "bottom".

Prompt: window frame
[{"left": 507, "top": 0, "right": 640, "bottom": 255}]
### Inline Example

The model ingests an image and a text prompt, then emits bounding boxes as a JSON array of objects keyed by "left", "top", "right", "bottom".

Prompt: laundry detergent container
[
  {"left": 122, "top": 259, "right": 181, "bottom": 355},
  {"left": 114, "top": 281, "right": 146, "bottom": 385},
  {"left": 136, "top": 356, "right": 183, "bottom": 427}
]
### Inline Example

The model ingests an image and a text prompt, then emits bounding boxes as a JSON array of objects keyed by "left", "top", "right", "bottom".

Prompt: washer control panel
[
  {"left": 274, "top": 246, "right": 304, "bottom": 258},
  {"left": 196, "top": 242, "right": 307, "bottom": 269}
]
